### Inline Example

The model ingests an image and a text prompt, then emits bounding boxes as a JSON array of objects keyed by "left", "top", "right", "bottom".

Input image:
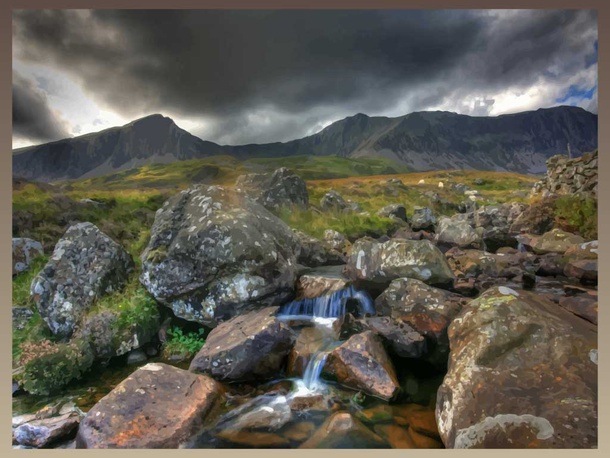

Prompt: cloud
[
  {"left": 12, "top": 9, "right": 598, "bottom": 145},
  {"left": 12, "top": 72, "right": 71, "bottom": 144}
]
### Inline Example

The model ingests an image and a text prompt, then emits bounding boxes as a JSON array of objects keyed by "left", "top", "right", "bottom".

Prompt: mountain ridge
[{"left": 13, "top": 106, "right": 597, "bottom": 182}]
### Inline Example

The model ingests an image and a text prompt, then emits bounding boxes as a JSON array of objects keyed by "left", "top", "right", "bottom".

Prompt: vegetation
[
  {"left": 554, "top": 194, "right": 598, "bottom": 240},
  {"left": 162, "top": 327, "right": 207, "bottom": 360}
]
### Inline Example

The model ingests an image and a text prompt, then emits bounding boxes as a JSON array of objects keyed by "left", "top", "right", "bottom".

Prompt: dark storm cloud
[
  {"left": 13, "top": 72, "right": 71, "bottom": 144},
  {"left": 12, "top": 9, "right": 597, "bottom": 144}
]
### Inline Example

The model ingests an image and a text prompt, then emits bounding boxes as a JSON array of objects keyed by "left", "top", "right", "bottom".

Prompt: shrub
[
  {"left": 162, "top": 327, "right": 206, "bottom": 360},
  {"left": 19, "top": 338, "right": 94, "bottom": 396},
  {"left": 554, "top": 194, "right": 598, "bottom": 240}
]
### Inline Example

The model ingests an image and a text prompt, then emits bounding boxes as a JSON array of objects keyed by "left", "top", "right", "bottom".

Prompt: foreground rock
[
  {"left": 323, "top": 331, "right": 400, "bottom": 401},
  {"left": 189, "top": 307, "right": 295, "bottom": 382},
  {"left": 77, "top": 363, "right": 222, "bottom": 448},
  {"left": 140, "top": 185, "right": 301, "bottom": 327},
  {"left": 31, "top": 222, "right": 134, "bottom": 339},
  {"left": 235, "top": 167, "right": 309, "bottom": 211},
  {"left": 436, "top": 287, "right": 597, "bottom": 448},
  {"left": 300, "top": 412, "right": 388, "bottom": 448},
  {"left": 12, "top": 237, "right": 44, "bottom": 276},
  {"left": 564, "top": 259, "right": 598, "bottom": 284},
  {"left": 14, "top": 408, "right": 83, "bottom": 448},
  {"left": 434, "top": 217, "right": 483, "bottom": 250},
  {"left": 346, "top": 238, "right": 455, "bottom": 288}
]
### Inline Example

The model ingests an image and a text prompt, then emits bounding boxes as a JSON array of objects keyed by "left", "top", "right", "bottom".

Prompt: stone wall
[{"left": 531, "top": 150, "right": 597, "bottom": 198}]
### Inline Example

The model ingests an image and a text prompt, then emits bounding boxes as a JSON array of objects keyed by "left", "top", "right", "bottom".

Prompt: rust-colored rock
[
  {"left": 216, "top": 430, "right": 290, "bottom": 447},
  {"left": 558, "top": 295, "right": 597, "bottom": 325},
  {"left": 323, "top": 331, "right": 400, "bottom": 401},
  {"left": 436, "top": 287, "right": 597, "bottom": 448},
  {"left": 299, "top": 412, "right": 388, "bottom": 448},
  {"left": 374, "top": 424, "right": 416, "bottom": 448},
  {"left": 287, "top": 325, "right": 335, "bottom": 377},
  {"left": 296, "top": 265, "right": 350, "bottom": 299},
  {"left": 76, "top": 363, "right": 222, "bottom": 448}
]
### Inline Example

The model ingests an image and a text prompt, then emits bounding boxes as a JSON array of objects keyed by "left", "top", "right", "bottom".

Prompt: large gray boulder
[
  {"left": 235, "top": 167, "right": 308, "bottom": 211},
  {"left": 435, "top": 217, "right": 484, "bottom": 250},
  {"left": 140, "top": 185, "right": 301, "bottom": 327},
  {"left": 410, "top": 206, "right": 436, "bottom": 231},
  {"left": 12, "top": 237, "right": 44, "bottom": 276},
  {"left": 436, "top": 286, "right": 597, "bottom": 448},
  {"left": 320, "top": 190, "right": 348, "bottom": 212},
  {"left": 31, "top": 222, "right": 134, "bottom": 339},
  {"left": 346, "top": 237, "right": 455, "bottom": 288}
]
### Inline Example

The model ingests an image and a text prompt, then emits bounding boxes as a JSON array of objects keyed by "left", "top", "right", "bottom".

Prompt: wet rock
[
  {"left": 300, "top": 412, "right": 388, "bottom": 448},
  {"left": 410, "top": 207, "right": 436, "bottom": 231},
  {"left": 296, "top": 265, "right": 350, "bottom": 300},
  {"left": 365, "top": 316, "right": 426, "bottom": 359},
  {"left": 287, "top": 325, "right": 336, "bottom": 377},
  {"left": 320, "top": 190, "right": 348, "bottom": 212},
  {"left": 13, "top": 412, "right": 82, "bottom": 448},
  {"left": 558, "top": 295, "right": 597, "bottom": 325},
  {"left": 12, "top": 306, "right": 34, "bottom": 331},
  {"left": 283, "top": 422, "right": 316, "bottom": 442},
  {"left": 323, "top": 331, "right": 400, "bottom": 401},
  {"left": 293, "top": 231, "right": 345, "bottom": 267},
  {"left": 77, "top": 363, "right": 222, "bottom": 448},
  {"left": 529, "top": 229, "right": 585, "bottom": 255},
  {"left": 435, "top": 217, "right": 484, "bottom": 250},
  {"left": 12, "top": 237, "right": 44, "bottom": 276},
  {"left": 346, "top": 238, "right": 455, "bottom": 288},
  {"left": 436, "top": 287, "right": 598, "bottom": 448},
  {"left": 374, "top": 424, "right": 416, "bottom": 448},
  {"left": 140, "top": 185, "right": 301, "bottom": 327},
  {"left": 189, "top": 307, "right": 295, "bottom": 382},
  {"left": 408, "top": 428, "right": 444, "bottom": 448},
  {"left": 214, "top": 394, "right": 292, "bottom": 432},
  {"left": 216, "top": 430, "right": 290, "bottom": 447},
  {"left": 289, "top": 394, "right": 333, "bottom": 414},
  {"left": 235, "top": 167, "right": 309, "bottom": 211},
  {"left": 355, "top": 405, "right": 394, "bottom": 424},
  {"left": 377, "top": 204, "right": 408, "bottom": 222},
  {"left": 564, "top": 259, "right": 597, "bottom": 284},
  {"left": 31, "top": 222, "right": 134, "bottom": 339}
]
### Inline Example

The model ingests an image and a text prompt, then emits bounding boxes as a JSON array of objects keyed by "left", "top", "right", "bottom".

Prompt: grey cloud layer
[{"left": 13, "top": 9, "right": 597, "bottom": 145}]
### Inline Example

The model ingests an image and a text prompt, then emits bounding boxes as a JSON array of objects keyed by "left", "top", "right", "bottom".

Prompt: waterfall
[
  {"left": 278, "top": 285, "right": 374, "bottom": 320},
  {"left": 301, "top": 352, "right": 329, "bottom": 391}
]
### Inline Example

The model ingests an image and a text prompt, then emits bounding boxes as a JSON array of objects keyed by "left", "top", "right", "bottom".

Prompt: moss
[{"left": 554, "top": 194, "right": 597, "bottom": 240}]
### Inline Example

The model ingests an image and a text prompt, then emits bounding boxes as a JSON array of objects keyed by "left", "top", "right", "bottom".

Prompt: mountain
[{"left": 13, "top": 106, "right": 597, "bottom": 182}]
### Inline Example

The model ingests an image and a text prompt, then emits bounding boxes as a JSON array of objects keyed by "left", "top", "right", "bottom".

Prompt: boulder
[
  {"left": 293, "top": 231, "right": 345, "bottom": 267},
  {"left": 324, "top": 229, "right": 351, "bottom": 255},
  {"left": 529, "top": 229, "right": 585, "bottom": 255},
  {"left": 365, "top": 316, "right": 426, "bottom": 359},
  {"left": 320, "top": 190, "right": 348, "bottom": 212},
  {"left": 300, "top": 412, "right": 388, "bottom": 448},
  {"left": 346, "top": 238, "right": 455, "bottom": 288},
  {"left": 76, "top": 363, "right": 222, "bottom": 448},
  {"left": 323, "top": 331, "right": 400, "bottom": 401},
  {"left": 564, "top": 241, "right": 598, "bottom": 260},
  {"left": 436, "top": 287, "right": 597, "bottom": 448},
  {"left": 140, "top": 185, "right": 301, "bottom": 327},
  {"left": 189, "top": 307, "right": 295, "bottom": 382},
  {"left": 235, "top": 167, "right": 308, "bottom": 211},
  {"left": 12, "top": 238, "right": 44, "bottom": 276},
  {"left": 12, "top": 306, "right": 34, "bottom": 331},
  {"left": 558, "top": 295, "right": 597, "bottom": 325},
  {"left": 295, "top": 265, "right": 350, "bottom": 300},
  {"left": 410, "top": 207, "right": 436, "bottom": 231},
  {"left": 13, "top": 411, "right": 82, "bottom": 448},
  {"left": 564, "top": 259, "right": 597, "bottom": 284},
  {"left": 213, "top": 394, "right": 292, "bottom": 432},
  {"left": 509, "top": 197, "right": 557, "bottom": 235},
  {"left": 287, "top": 325, "right": 335, "bottom": 377},
  {"left": 31, "top": 222, "right": 134, "bottom": 339},
  {"left": 435, "top": 217, "right": 484, "bottom": 250},
  {"left": 377, "top": 204, "right": 408, "bottom": 222}
]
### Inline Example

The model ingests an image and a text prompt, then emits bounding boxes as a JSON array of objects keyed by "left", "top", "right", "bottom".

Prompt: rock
[
  {"left": 435, "top": 217, "right": 484, "bottom": 250},
  {"left": 323, "top": 331, "right": 400, "bottom": 401},
  {"left": 436, "top": 287, "right": 597, "bottom": 448},
  {"left": 374, "top": 424, "right": 416, "bottom": 448},
  {"left": 564, "top": 241, "right": 598, "bottom": 260},
  {"left": 324, "top": 229, "right": 351, "bottom": 255},
  {"left": 377, "top": 204, "right": 408, "bottom": 222},
  {"left": 375, "top": 278, "right": 464, "bottom": 367},
  {"left": 296, "top": 265, "right": 350, "bottom": 300},
  {"left": 564, "top": 259, "right": 597, "bottom": 284},
  {"left": 189, "top": 307, "right": 295, "bottom": 382},
  {"left": 289, "top": 393, "right": 333, "bottom": 414},
  {"left": 410, "top": 207, "right": 436, "bottom": 231},
  {"left": 365, "top": 316, "right": 426, "bottom": 359},
  {"left": 12, "top": 238, "right": 44, "bottom": 276},
  {"left": 140, "top": 185, "right": 301, "bottom": 327},
  {"left": 31, "top": 222, "right": 134, "bottom": 339},
  {"left": 214, "top": 394, "right": 292, "bottom": 432},
  {"left": 355, "top": 405, "right": 394, "bottom": 424},
  {"left": 320, "top": 190, "right": 348, "bottom": 212},
  {"left": 535, "top": 253, "right": 568, "bottom": 277},
  {"left": 300, "top": 412, "right": 388, "bottom": 448},
  {"left": 293, "top": 231, "right": 345, "bottom": 267},
  {"left": 126, "top": 348, "right": 147, "bottom": 365},
  {"left": 287, "top": 325, "right": 336, "bottom": 377},
  {"left": 77, "top": 363, "right": 222, "bottom": 448},
  {"left": 283, "top": 422, "right": 316, "bottom": 442},
  {"left": 509, "top": 196, "right": 557, "bottom": 235},
  {"left": 216, "top": 430, "right": 290, "bottom": 448},
  {"left": 12, "top": 306, "right": 34, "bottom": 331},
  {"left": 346, "top": 238, "right": 455, "bottom": 288},
  {"left": 13, "top": 412, "right": 81, "bottom": 448},
  {"left": 408, "top": 428, "right": 444, "bottom": 448},
  {"left": 235, "top": 167, "right": 309, "bottom": 211},
  {"left": 558, "top": 295, "right": 597, "bottom": 325},
  {"left": 529, "top": 229, "right": 585, "bottom": 255}
]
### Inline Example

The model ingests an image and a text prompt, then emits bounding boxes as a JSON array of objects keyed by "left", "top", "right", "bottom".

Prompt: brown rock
[
  {"left": 296, "top": 265, "right": 350, "bottom": 299},
  {"left": 564, "top": 259, "right": 597, "bottom": 284},
  {"left": 558, "top": 295, "right": 598, "bottom": 325},
  {"left": 374, "top": 424, "right": 416, "bottom": 448},
  {"left": 299, "top": 412, "right": 388, "bottom": 448},
  {"left": 365, "top": 316, "right": 426, "bottom": 359},
  {"left": 76, "top": 363, "right": 222, "bottom": 448},
  {"left": 287, "top": 326, "right": 334, "bottom": 377},
  {"left": 408, "top": 428, "right": 444, "bottom": 448},
  {"left": 282, "top": 422, "right": 316, "bottom": 442},
  {"left": 216, "top": 430, "right": 290, "bottom": 447},
  {"left": 323, "top": 331, "right": 400, "bottom": 401}
]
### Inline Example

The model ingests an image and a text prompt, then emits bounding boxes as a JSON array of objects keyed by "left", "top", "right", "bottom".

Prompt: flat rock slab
[
  {"left": 76, "top": 363, "right": 222, "bottom": 448},
  {"left": 189, "top": 307, "right": 295, "bottom": 382},
  {"left": 436, "top": 286, "right": 597, "bottom": 448},
  {"left": 13, "top": 412, "right": 81, "bottom": 448}
]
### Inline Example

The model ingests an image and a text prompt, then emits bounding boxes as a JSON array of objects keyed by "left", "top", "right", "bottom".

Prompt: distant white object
[
  {"left": 464, "top": 190, "right": 480, "bottom": 196},
  {"left": 438, "top": 181, "right": 444, "bottom": 188},
  {"left": 418, "top": 179, "right": 426, "bottom": 184},
  {"left": 468, "top": 195, "right": 478, "bottom": 202}
]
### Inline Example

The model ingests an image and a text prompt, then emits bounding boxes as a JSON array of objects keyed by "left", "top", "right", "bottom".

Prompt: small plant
[{"left": 163, "top": 326, "right": 206, "bottom": 360}]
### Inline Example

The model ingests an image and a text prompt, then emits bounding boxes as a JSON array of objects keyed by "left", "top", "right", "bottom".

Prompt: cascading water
[{"left": 301, "top": 352, "right": 329, "bottom": 391}]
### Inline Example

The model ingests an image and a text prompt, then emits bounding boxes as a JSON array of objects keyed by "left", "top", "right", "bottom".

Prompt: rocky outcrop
[
  {"left": 189, "top": 307, "right": 295, "bottom": 382},
  {"left": 436, "top": 287, "right": 597, "bottom": 448},
  {"left": 346, "top": 238, "right": 455, "bottom": 288},
  {"left": 12, "top": 238, "right": 44, "bottom": 276},
  {"left": 140, "top": 185, "right": 301, "bottom": 327},
  {"left": 31, "top": 222, "right": 134, "bottom": 339},
  {"left": 235, "top": 167, "right": 309, "bottom": 211},
  {"left": 77, "top": 363, "right": 222, "bottom": 448},
  {"left": 531, "top": 150, "right": 598, "bottom": 198}
]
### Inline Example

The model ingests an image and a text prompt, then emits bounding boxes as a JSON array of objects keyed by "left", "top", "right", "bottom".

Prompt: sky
[{"left": 12, "top": 9, "right": 598, "bottom": 149}]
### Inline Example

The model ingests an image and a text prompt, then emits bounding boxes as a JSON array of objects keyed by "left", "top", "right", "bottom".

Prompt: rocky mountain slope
[{"left": 13, "top": 106, "right": 597, "bottom": 182}]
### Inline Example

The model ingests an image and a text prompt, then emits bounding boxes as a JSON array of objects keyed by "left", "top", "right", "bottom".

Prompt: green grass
[
  {"left": 554, "top": 194, "right": 598, "bottom": 240},
  {"left": 162, "top": 327, "right": 207, "bottom": 359}
]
